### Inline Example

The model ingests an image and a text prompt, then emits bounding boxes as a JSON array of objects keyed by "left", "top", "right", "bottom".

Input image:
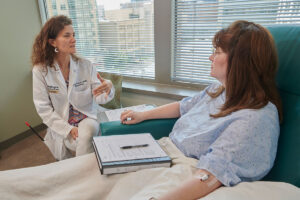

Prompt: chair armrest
[{"left": 100, "top": 118, "right": 178, "bottom": 140}]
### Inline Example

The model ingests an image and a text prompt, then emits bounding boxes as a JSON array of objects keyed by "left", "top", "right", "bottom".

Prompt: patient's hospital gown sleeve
[
  {"left": 196, "top": 104, "right": 280, "bottom": 186},
  {"left": 180, "top": 84, "right": 218, "bottom": 116}
]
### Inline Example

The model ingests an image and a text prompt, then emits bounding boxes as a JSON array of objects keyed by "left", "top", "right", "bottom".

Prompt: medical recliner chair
[{"left": 99, "top": 25, "right": 300, "bottom": 188}]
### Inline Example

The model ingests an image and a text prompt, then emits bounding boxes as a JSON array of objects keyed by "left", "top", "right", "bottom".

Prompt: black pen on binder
[
  {"left": 25, "top": 121, "right": 45, "bottom": 141},
  {"left": 120, "top": 144, "right": 149, "bottom": 149}
]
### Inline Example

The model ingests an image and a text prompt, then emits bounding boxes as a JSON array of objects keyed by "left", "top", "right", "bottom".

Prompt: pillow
[
  {"left": 98, "top": 72, "right": 122, "bottom": 109},
  {"left": 201, "top": 181, "right": 300, "bottom": 200}
]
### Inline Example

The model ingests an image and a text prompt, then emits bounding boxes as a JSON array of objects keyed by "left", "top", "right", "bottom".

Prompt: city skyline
[
  {"left": 96, "top": 0, "right": 131, "bottom": 10},
  {"left": 45, "top": 0, "right": 155, "bottom": 78}
]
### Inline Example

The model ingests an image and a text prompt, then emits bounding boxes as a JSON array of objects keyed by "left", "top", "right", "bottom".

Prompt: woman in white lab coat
[{"left": 31, "top": 15, "right": 115, "bottom": 160}]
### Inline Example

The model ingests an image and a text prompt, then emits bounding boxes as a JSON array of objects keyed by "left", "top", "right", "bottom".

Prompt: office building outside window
[{"left": 41, "top": 0, "right": 155, "bottom": 79}]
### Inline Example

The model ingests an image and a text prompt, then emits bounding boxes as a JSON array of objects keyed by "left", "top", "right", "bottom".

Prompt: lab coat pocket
[
  {"left": 49, "top": 92, "right": 66, "bottom": 109},
  {"left": 73, "top": 80, "right": 89, "bottom": 91},
  {"left": 72, "top": 88, "right": 93, "bottom": 107},
  {"left": 74, "top": 84, "right": 88, "bottom": 92}
]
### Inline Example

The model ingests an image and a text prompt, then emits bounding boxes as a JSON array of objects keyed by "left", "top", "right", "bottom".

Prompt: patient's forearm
[
  {"left": 159, "top": 169, "right": 222, "bottom": 200},
  {"left": 143, "top": 102, "right": 180, "bottom": 120}
]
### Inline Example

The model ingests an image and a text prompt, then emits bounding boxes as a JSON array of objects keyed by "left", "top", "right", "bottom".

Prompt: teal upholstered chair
[
  {"left": 262, "top": 25, "right": 300, "bottom": 187},
  {"left": 100, "top": 25, "right": 300, "bottom": 187}
]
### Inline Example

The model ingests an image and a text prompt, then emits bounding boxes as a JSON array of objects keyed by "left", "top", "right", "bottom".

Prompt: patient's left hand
[{"left": 120, "top": 110, "right": 146, "bottom": 124}]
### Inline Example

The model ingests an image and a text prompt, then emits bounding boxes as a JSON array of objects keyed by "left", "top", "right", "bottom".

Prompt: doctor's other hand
[
  {"left": 69, "top": 127, "right": 78, "bottom": 140},
  {"left": 121, "top": 110, "right": 145, "bottom": 125},
  {"left": 92, "top": 73, "right": 113, "bottom": 97}
]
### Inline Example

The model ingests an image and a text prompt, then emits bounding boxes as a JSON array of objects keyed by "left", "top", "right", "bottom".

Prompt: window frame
[
  {"left": 153, "top": 0, "right": 206, "bottom": 89},
  {"left": 38, "top": 0, "right": 300, "bottom": 90}
]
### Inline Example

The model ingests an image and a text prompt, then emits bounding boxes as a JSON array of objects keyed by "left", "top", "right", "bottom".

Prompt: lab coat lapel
[
  {"left": 52, "top": 63, "right": 67, "bottom": 93},
  {"left": 68, "top": 57, "right": 76, "bottom": 97}
]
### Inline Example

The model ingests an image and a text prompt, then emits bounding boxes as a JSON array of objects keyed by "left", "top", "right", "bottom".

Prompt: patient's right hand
[{"left": 120, "top": 110, "right": 145, "bottom": 125}]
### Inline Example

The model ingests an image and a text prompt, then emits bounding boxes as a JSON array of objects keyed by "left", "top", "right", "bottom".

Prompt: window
[
  {"left": 173, "top": 0, "right": 300, "bottom": 84},
  {"left": 39, "top": 0, "right": 300, "bottom": 87},
  {"left": 40, "top": 0, "right": 155, "bottom": 79},
  {"left": 60, "top": 4, "right": 66, "bottom": 10}
]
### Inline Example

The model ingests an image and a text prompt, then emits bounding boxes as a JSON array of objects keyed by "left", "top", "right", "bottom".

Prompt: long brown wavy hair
[
  {"left": 31, "top": 15, "right": 78, "bottom": 69},
  {"left": 208, "top": 20, "right": 282, "bottom": 121}
]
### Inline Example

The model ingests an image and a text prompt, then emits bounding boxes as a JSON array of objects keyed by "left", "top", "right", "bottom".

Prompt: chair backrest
[{"left": 263, "top": 25, "right": 300, "bottom": 187}]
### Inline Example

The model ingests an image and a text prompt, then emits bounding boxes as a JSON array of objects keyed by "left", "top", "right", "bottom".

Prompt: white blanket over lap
[{"left": 0, "top": 137, "right": 299, "bottom": 200}]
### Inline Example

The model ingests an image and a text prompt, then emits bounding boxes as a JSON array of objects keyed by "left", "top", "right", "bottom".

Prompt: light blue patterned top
[{"left": 169, "top": 83, "right": 280, "bottom": 186}]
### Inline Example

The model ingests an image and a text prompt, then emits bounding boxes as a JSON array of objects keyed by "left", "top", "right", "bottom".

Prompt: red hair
[{"left": 208, "top": 20, "right": 282, "bottom": 121}]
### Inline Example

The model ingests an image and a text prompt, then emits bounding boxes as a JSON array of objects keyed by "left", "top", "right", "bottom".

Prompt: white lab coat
[{"left": 32, "top": 56, "right": 115, "bottom": 160}]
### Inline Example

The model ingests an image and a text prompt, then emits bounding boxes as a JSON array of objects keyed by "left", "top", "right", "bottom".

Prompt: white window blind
[
  {"left": 173, "top": 0, "right": 300, "bottom": 84},
  {"left": 41, "top": 0, "right": 155, "bottom": 79}
]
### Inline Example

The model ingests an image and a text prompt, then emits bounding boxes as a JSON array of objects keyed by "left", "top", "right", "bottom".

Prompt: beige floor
[{"left": 0, "top": 130, "right": 56, "bottom": 171}]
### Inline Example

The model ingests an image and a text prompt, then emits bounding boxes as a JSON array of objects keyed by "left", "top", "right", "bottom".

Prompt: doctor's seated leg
[
  {"left": 76, "top": 118, "right": 100, "bottom": 156},
  {"left": 63, "top": 134, "right": 77, "bottom": 156}
]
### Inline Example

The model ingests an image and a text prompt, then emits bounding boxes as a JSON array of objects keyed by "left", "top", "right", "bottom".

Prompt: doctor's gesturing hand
[{"left": 92, "top": 73, "right": 113, "bottom": 97}]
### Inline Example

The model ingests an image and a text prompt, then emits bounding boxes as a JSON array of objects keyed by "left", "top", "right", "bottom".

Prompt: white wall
[{"left": 0, "top": 0, "right": 42, "bottom": 142}]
